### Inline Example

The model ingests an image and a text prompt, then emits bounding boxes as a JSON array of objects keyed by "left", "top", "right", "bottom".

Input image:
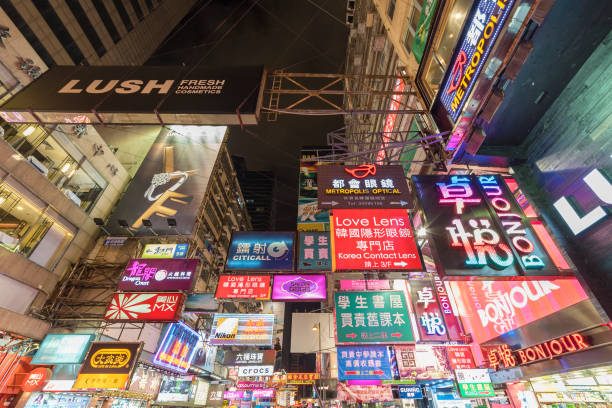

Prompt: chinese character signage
[
  {"left": 337, "top": 383, "right": 394, "bottom": 402},
  {"left": 224, "top": 350, "right": 276, "bottom": 366},
  {"left": 31, "top": 334, "right": 94, "bottom": 365},
  {"left": 286, "top": 373, "right": 319, "bottom": 384},
  {"left": 447, "top": 345, "right": 475, "bottom": 370},
  {"left": 398, "top": 385, "right": 423, "bottom": 399},
  {"left": 448, "top": 279, "right": 588, "bottom": 343},
  {"left": 394, "top": 345, "right": 453, "bottom": 380},
  {"left": 337, "top": 346, "right": 392, "bottom": 380},
  {"left": 318, "top": 165, "right": 412, "bottom": 209},
  {"left": 408, "top": 280, "right": 448, "bottom": 341},
  {"left": 224, "top": 390, "right": 244, "bottom": 400},
  {"left": 118, "top": 258, "right": 198, "bottom": 291},
  {"left": 331, "top": 209, "right": 423, "bottom": 271},
  {"left": 413, "top": 175, "right": 566, "bottom": 278},
  {"left": 272, "top": 274, "right": 326, "bottom": 301},
  {"left": 207, "top": 384, "right": 226, "bottom": 407},
  {"left": 152, "top": 322, "right": 200, "bottom": 373},
  {"left": 141, "top": 243, "right": 188, "bottom": 258},
  {"left": 73, "top": 342, "right": 141, "bottom": 390},
  {"left": 104, "top": 292, "right": 184, "bottom": 322},
  {"left": 440, "top": 0, "right": 516, "bottom": 121},
  {"left": 128, "top": 365, "right": 163, "bottom": 396},
  {"left": 215, "top": 275, "right": 271, "bottom": 300},
  {"left": 236, "top": 381, "right": 267, "bottom": 389},
  {"left": 252, "top": 389, "right": 275, "bottom": 398},
  {"left": 334, "top": 291, "right": 414, "bottom": 344},
  {"left": 226, "top": 232, "right": 295, "bottom": 271},
  {"left": 455, "top": 369, "right": 495, "bottom": 398},
  {"left": 237, "top": 365, "right": 274, "bottom": 377},
  {"left": 298, "top": 232, "right": 331, "bottom": 270},
  {"left": 340, "top": 280, "right": 391, "bottom": 291},
  {"left": 209, "top": 314, "right": 274, "bottom": 346}
]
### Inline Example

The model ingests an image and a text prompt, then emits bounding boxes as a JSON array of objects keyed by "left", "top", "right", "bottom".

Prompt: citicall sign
[{"left": 448, "top": 279, "right": 588, "bottom": 344}]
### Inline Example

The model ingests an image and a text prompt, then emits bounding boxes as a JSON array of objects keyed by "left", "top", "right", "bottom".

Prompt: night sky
[{"left": 148, "top": 0, "right": 349, "bottom": 229}]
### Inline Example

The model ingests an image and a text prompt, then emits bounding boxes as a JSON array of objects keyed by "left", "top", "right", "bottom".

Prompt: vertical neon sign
[{"left": 377, "top": 77, "right": 405, "bottom": 163}]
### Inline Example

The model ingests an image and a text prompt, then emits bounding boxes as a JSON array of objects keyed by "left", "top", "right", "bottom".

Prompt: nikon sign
[{"left": 0, "top": 65, "right": 264, "bottom": 125}]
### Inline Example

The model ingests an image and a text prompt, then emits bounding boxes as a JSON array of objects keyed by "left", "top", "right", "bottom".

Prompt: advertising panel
[
  {"left": 339, "top": 280, "right": 391, "bottom": 291},
  {"left": 215, "top": 275, "right": 271, "bottom": 300},
  {"left": 297, "top": 199, "right": 330, "bottom": 231},
  {"left": 378, "top": 80, "right": 405, "bottom": 162},
  {"left": 21, "top": 368, "right": 51, "bottom": 392},
  {"left": 394, "top": 345, "right": 453, "bottom": 380},
  {"left": 31, "top": 334, "right": 94, "bottom": 365},
  {"left": 252, "top": 388, "right": 275, "bottom": 398},
  {"left": 286, "top": 373, "right": 319, "bottom": 384},
  {"left": 128, "top": 364, "right": 163, "bottom": 397},
  {"left": 207, "top": 383, "right": 226, "bottom": 406},
  {"left": 193, "top": 378, "right": 209, "bottom": 405},
  {"left": 73, "top": 342, "right": 141, "bottom": 390},
  {"left": 297, "top": 231, "right": 331, "bottom": 270},
  {"left": 271, "top": 274, "right": 326, "bottom": 301},
  {"left": 156, "top": 376, "right": 193, "bottom": 402},
  {"left": 448, "top": 279, "right": 588, "bottom": 343},
  {"left": 408, "top": 280, "right": 448, "bottom": 341},
  {"left": 224, "top": 350, "right": 276, "bottom": 366},
  {"left": 337, "top": 383, "right": 394, "bottom": 402},
  {"left": 24, "top": 392, "right": 91, "bottom": 408},
  {"left": 440, "top": 0, "right": 516, "bottom": 121},
  {"left": 236, "top": 381, "right": 267, "bottom": 389},
  {"left": 337, "top": 346, "right": 392, "bottom": 381},
  {"left": 237, "top": 365, "right": 274, "bottom": 377},
  {"left": 399, "top": 385, "right": 423, "bottom": 399},
  {"left": 141, "top": 243, "right": 188, "bottom": 258},
  {"left": 226, "top": 232, "right": 295, "bottom": 271},
  {"left": 224, "top": 390, "right": 244, "bottom": 400},
  {"left": 152, "top": 322, "right": 201, "bottom": 373},
  {"left": 118, "top": 258, "right": 198, "bottom": 291},
  {"left": 184, "top": 293, "right": 218, "bottom": 313},
  {"left": 331, "top": 209, "right": 423, "bottom": 271},
  {"left": 42, "top": 364, "right": 80, "bottom": 392},
  {"left": 104, "top": 292, "right": 184, "bottom": 322},
  {"left": 107, "top": 126, "right": 225, "bottom": 235},
  {"left": 209, "top": 314, "right": 274, "bottom": 346},
  {"left": 411, "top": 0, "right": 437, "bottom": 63},
  {"left": 318, "top": 165, "right": 412, "bottom": 209},
  {"left": 413, "top": 175, "right": 566, "bottom": 278},
  {"left": 334, "top": 291, "right": 414, "bottom": 344},
  {"left": 433, "top": 276, "right": 464, "bottom": 341},
  {"left": 455, "top": 369, "right": 494, "bottom": 398},
  {"left": 447, "top": 345, "right": 475, "bottom": 370},
  {"left": 191, "top": 343, "right": 217, "bottom": 372}
]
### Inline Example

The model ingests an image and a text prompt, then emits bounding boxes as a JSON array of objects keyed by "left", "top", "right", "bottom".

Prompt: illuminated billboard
[
  {"left": 297, "top": 232, "right": 331, "bottom": 270},
  {"left": 271, "top": 275, "right": 326, "bottom": 301},
  {"left": 331, "top": 209, "right": 423, "bottom": 271},
  {"left": 104, "top": 292, "right": 184, "bottom": 322},
  {"left": 141, "top": 243, "right": 188, "bottom": 258},
  {"left": 209, "top": 314, "right": 274, "bottom": 346},
  {"left": 215, "top": 275, "right": 271, "bottom": 300},
  {"left": 394, "top": 345, "right": 452, "bottom": 380},
  {"left": 337, "top": 346, "right": 392, "bottom": 380},
  {"left": 448, "top": 279, "right": 588, "bottom": 343},
  {"left": 73, "top": 342, "right": 141, "bottom": 390},
  {"left": 412, "top": 175, "right": 569, "bottom": 278},
  {"left": 226, "top": 232, "right": 295, "bottom": 271},
  {"left": 152, "top": 322, "right": 201, "bottom": 373},
  {"left": 118, "top": 258, "right": 198, "bottom": 291},
  {"left": 31, "top": 334, "right": 94, "bottom": 365}
]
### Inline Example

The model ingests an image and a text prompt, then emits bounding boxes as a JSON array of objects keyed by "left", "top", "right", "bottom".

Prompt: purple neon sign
[
  {"left": 271, "top": 275, "right": 326, "bottom": 301},
  {"left": 118, "top": 258, "right": 198, "bottom": 291}
]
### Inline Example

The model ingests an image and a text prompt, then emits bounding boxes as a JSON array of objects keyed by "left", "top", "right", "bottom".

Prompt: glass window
[
  {"left": 113, "top": 0, "right": 134, "bottom": 32},
  {"left": 2, "top": 123, "right": 107, "bottom": 213},
  {"left": 93, "top": 0, "right": 121, "bottom": 43},
  {"left": 66, "top": 0, "right": 107, "bottom": 57}
]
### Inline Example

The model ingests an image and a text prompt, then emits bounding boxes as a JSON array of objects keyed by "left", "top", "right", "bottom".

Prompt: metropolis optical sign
[{"left": 318, "top": 165, "right": 412, "bottom": 209}]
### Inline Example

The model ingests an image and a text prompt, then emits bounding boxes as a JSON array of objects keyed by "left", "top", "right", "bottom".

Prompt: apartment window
[
  {"left": 403, "top": 5, "right": 421, "bottom": 53},
  {"left": 92, "top": 0, "right": 121, "bottom": 44},
  {"left": 129, "top": 0, "right": 144, "bottom": 21},
  {"left": 0, "top": 0, "right": 55, "bottom": 67},
  {"left": 387, "top": 0, "right": 396, "bottom": 20},
  {"left": 2, "top": 123, "right": 107, "bottom": 213},
  {"left": 66, "top": 0, "right": 106, "bottom": 57},
  {"left": 113, "top": 0, "right": 134, "bottom": 31},
  {"left": 34, "top": 0, "right": 87, "bottom": 65}
]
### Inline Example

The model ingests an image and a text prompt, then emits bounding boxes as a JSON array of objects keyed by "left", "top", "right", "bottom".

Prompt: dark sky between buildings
[{"left": 147, "top": 0, "right": 349, "bottom": 230}]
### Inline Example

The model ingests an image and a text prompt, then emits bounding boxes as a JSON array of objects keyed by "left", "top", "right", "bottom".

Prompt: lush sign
[
  {"left": 440, "top": 0, "right": 515, "bottom": 121},
  {"left": 226, "top": 232, "right": 294, "bottom": 271},
  {"left": 297, "top": 231, "right": 331, "bottom": 270},
  {"left": 334, "top": 291, "right": 414, "bottom": 344},
  {"left": 31, "top": 334, "right": 94, "bottom": 365},
  {"left": 73, "top": 342, "right": 141, "bottom": 390},
  {"left": 215, "top": 275, "right": 271, "bottom": 299},
  {"left": 118, "top": 258, "right": 198, "bottom": 291},
  {"left": 152, "top": 322, "right": 200, "bottom": 373},
  {"left": 331, "top": 209, "right": 423, "bottom": 271},
  {"left": 141, "top": 243, "right": 188, "bottom": 258},
  {"left": 318, "top": 165, "right": 412, "bottom": 209},
  {"left": 104, "top": 292, "right": 184, "bottom": 322},
  {"left": 209, "top": 314, "right": 274, "bottom": 346},
  {"left": 271, "top": 274, "right": 326, "bottom": 301},
  {"left": 337, "top": 346, "right": 392, "bottom": 380}
]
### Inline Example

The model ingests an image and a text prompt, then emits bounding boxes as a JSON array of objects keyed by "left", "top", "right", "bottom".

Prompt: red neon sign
[
  {"left": 215, "top": 275, "right": 271, "bottom": 300},
  {"left": 377, "top": 77, "right": 405, "bottom": 163},
  {"left": 21, "top": 368, "right": 51, "bottom": 392},
  {"left": 104, "top": 292, "right": 184, "bottom": 322},
  {"left": 345, "top": 164, "right": 376, "bottom": 179}
]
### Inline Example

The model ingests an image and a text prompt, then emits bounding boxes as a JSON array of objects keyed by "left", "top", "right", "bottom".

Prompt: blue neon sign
[{"left": 152, "top": 322, "right": 200, "bottom": 373}]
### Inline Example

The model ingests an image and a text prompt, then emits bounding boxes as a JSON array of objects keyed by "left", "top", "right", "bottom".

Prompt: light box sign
[
  {"left": 337, "top": 346, "right": 392, "bottom": 381},
  {"left": 224, "top": 350, "right": 276, "bottom": 366},
  {"left": 104, "top": 292, "right": 184, "bottom": 322},
  {"left": 252, "top": 388, "right": 275, "bottom": 398},
  {"left": 334, "top": 291, "right": 414, "bottom": 344},
  {"left": 156, "top": 376, "right": 193, "bottom": 402},
  {"left": 237, "top": 365, "right": 274, "bottom": 377},
  {"left": 448, "top": 279, "right": 588, "bottom": 343},
  {"left": 399, "top": 385, "right": 423, "bottom": 399},
  {"left": 272, "top": 274, "right": 326, "bottom": 301},
  {"left": 73, "top": 342, "right": 141, "bottom": 390},
  {"left": 394, "top": 345, "right": 453, "bottom": 380},
  {"left": 408, "top": 280, "right": 448, "bottom": 341},
  {"left": 318, "top": 165, "right": 412, "bottom": 209},
  {"left": 141, "top": 243, "right": 188, "bottom": 258},
  {"left": 226, "top": 232, "right": 295, "bottom": 271},
  {"left": 337, "top": 383, "right": 394, "bottom": 402},
  {"left": 412, "top": 175, "right": 566, "bottom": 278},
  {"left": 152, "top": 322, "right": 201, "bottom": 373},
  {"left": 440, "top": 0, "right": 516, "bottom": 121},
  {"left": 209, "top": 314, "right": 274, "bottom": 346},
  {"left": 215, "top": 275, "right": 271, "bottom": 300},
  {"left": 447, "top": 345, "right": 475, "bottom": 370},
  {"left": 31, "top": 334, "right": 94, "bottom": 365},
  {"left": 455, "top": 369, "right": 494, "bottom": 398},
  {"left": 236, "top": 381, "right": 267, "bottom": 389},
  {"left": 298, "top": 231, "right": 331, "bottom": 270},
  {"left": 118, "top": 258, "right": 198, "bottom": 291},
  {"left": 286, "top": 373, "right": 319, "bottom": 384},
  {"left": 340, "top": 280, "right": 391, "bottom": 291},
  {"left": 331, "top": 209, "right": 423, "bottom": 271}
]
